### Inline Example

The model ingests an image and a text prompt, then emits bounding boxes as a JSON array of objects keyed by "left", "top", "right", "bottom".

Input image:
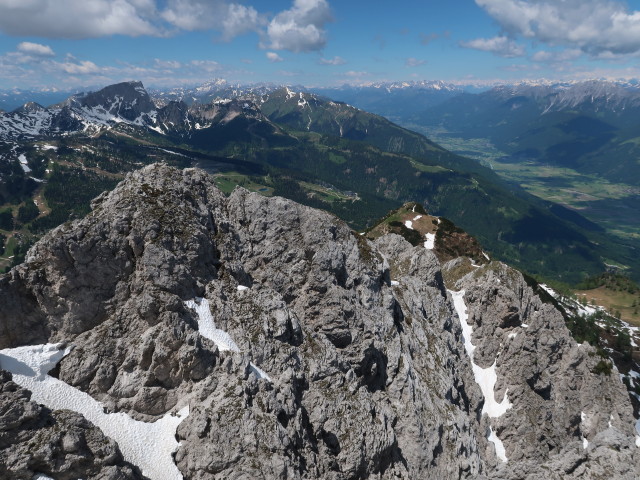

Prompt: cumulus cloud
[
  {"left": 0, "top": 0, "right": 158, "bottom": 38},
  {"left": 266, "top": 52, "right": 284, "bottom": 62},
  {"left": 475, "top": 0, "right": 640, "bottom": 56},
  {"left": 0, "top": 1, "right": 263, "bottom": 43},
  {"left": 0, "top": 1, "right": 334, "bottom": 54},
  {"left": 405, "top": 57, "right": 426, "bottom": 67},
  {"left": 58, "top": 60, "right": 102, "bottom": 75},
  {"left": 17, "top": 42, "right": 55, "bottom": 57},
  {"left": 221, "top": 3, "right": 263, "bottom": 39},
  {"left": 461, "top": 36, "right": 526, "bottom": 57},
  {"left": 160, "top": 0, "right": 263, "bottom": 39},
  {"left": 265, "top": 0, "right": 333, "bottom": 52},
  {"left": 318, "top": 56, "right": 346, "bottom": 65}
]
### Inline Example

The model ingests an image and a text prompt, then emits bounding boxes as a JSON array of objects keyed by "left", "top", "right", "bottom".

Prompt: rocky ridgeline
[{"left": 0, "top": 164, "right": 638, "bottom": 479}]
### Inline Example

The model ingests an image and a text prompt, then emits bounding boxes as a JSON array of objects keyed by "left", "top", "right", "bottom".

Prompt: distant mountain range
[
  {"left": 0, "top": 87, "right": 76, "bottom": 112},
  {"left": 1, "top": 79, "right": 639, "bottom": 284}
]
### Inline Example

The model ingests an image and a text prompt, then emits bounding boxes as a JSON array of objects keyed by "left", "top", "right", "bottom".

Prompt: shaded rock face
[
  {"left": 0, "top": 370, "right": 143, "bottom": 480},
  {"left": 0, "top": 164, "right": 638, "bottom": 479},
  {"left": 81, "top": 81, "right": 156, "bottom": 121}
]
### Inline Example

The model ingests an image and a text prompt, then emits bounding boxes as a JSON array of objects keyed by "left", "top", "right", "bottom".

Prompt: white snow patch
[
  {"left": 424, "top": 233, "right": 435, "bottom": 250},
  {"left": 582, "top": 437, "right": 589, "bottom": 449},
  {"left": 507, "top": 332, "right": 518, "bottom": 339},
  {"left": 404, "top": 220, "right": 413, "bottom": 229},
  {"left": 391, "top": 280, "right": 400, "bottom": 286},
  {"left": 450, "top": 290, "right": 513, "bottom": 418},
  {"left": 521, "top": 323, "right": 529, "bottom": 328},
  {"left": 158, "top": 148, "right": 189, "bottom": 158},
  {"left": 18, "top": 154, "right": 31, "bottom": 173},
  {"left": 636, "top": 419, "right": 640, "bottom": 447},
  {"left": 237, "top": 285, "right": 249, "bottom": 291},
  {"left": 412, "top": 215, "right": 422, "bottom": 221},
  {"left": 185, "top": 297, "right": 272, "bottom": 382},
  {"left": 488, "top": 426, "right": 508, "bottom": 462},
  {"left": 39, "top": 144, "right": 57, "bottom": 151},
  {"left": 0, "top": 344, "right": 188, "bottom": 480},
  {"left": 249, "top": 362, "right": 272, "bottom": 381},
  {"left": 482, "top": 252, "right": 490, "bottom": 261},
  {"left": 539, "top": 284, "right": 557, "bottom": 297},
  {"left": 185, "top": 298, "right": 240, "bottom": 352},
  {"left": 33, "top": 475, "right": 55, "bottom": 480}
]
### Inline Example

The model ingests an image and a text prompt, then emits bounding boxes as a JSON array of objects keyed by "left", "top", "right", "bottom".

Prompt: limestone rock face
[
  {"left": 0, "top": 164, "right": 637, "bottom": 479},
  {"left": 0, "top": 371, "right": 143, "bottom": 480}
]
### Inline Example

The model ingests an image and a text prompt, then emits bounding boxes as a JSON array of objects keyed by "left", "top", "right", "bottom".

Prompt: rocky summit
[{"left": 0, "top": 164, "right": 638, "bottom": 479}]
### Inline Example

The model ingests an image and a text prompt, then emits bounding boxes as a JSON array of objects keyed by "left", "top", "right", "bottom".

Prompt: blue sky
[{"left": 1, "top": 0, "right": 640, "bottom": 90}]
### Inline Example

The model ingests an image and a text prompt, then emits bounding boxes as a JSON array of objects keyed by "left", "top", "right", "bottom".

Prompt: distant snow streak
[
  {"left": 185, "top": 297, "right": 240, "bottom": 352},
  {"left": 450, "top": 289, "right": 512, "bottom": 462}
]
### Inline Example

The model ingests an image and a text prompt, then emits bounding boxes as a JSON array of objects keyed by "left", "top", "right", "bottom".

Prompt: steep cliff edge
[{"left": 0, "top": 164, "right": 637, "bottom": 479}]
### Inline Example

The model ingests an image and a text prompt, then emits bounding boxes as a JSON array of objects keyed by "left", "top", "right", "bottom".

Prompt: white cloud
[
  {"left": 190, "top": 60, "right": 220, "bottom": 72},
  {"left": 476, "top": 0, "right": 640, "bottom": 56},
  {"left": 58, "top": 60, "right": 102, "bottom": 75},
  {"left": 318, "top": 56, "right": 346, "bottom": 65},
  {"left": 0, "top": 1, "right": 334, "bottom": 56},
  {"left": 531, "top": 49, "right": 582, "bottom": 63},
  {"left": 17, "top": 42, "right": 55, "bottom": 57},
  {"left": 0, "top": 0, "right": 158, "bottom": 38},
  {"left": 221, "top": 3, "right": 263, "bottom": 40},
  {"left": 160, "top": 0, "right": 263, "bottom": 39},
  {"left": 265, "top": 0, "right": 333, "bottom": 52},
  {"left": 461, "top": 36, "right": 526, "bottom": 58},
  {"left": 0, "top": 1, "right": 264, "bottom": 41},
  {"left": 266, "top": 52, "right": 284, "bottom": 62},
  {"left": 154, "top": 59, "right": 182, "bottom": 69},
  {"left": 405, "top": 57, "right": 426, "bottom": 67}
]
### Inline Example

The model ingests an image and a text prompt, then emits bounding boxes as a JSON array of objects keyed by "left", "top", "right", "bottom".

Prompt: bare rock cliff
[{"left": 0, "top": 164, "right": 637, "bottom": 479}]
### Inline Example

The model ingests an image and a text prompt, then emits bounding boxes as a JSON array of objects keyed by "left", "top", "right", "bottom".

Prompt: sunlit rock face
[{"left": 0, "top": 164, "right": 638, "bottom": 480}]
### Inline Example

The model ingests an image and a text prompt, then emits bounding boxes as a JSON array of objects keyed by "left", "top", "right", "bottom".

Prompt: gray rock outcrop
[
  {"left": 0, "top": 164, "right": 637, "bottom": 479},
  {"left": 0, "top": 370, "right": 143, "bottom": 480}
]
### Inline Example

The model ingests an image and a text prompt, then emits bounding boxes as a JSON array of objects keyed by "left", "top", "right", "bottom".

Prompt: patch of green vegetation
[
  {"left": 592, "top": 359, "right": 613, "bottom": 376},
  {"left": 29, "top": 164, "right": 119, "bottom": 233},
  {"left": 213, "top": 172, "right": 274, "bottom": 196},
  {"left": 577, "top": 273, "right": 639, "bottom": 294},
  {"left": 299, "top": 181, "right": 357, "bottom": 203},
  {"left": 17, "top": 201, "right": 39, "bottom": 225},
  {"left": 409, "top": 159, "right": 449, "bottom": 173},
  {"left": 1, "top": 236, "right": 34, "bottom": 273},
  {"left": 0, "top": 209, "right": 13, "bottom": 230},
  {"left": 328, "top": 152, "right": 347, "bottom": 164},
  {"left": 3, "top": 236, "right": 17, "bottom": 257}
]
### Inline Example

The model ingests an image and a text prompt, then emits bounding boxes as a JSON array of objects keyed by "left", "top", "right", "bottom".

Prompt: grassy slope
[{"left": 1, "top": 112, "right": 634, "bottom": 284}]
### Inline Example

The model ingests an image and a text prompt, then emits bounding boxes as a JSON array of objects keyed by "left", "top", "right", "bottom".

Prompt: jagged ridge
[{"left": 0, "top": 164, "right": 637, "bottom": 479}]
